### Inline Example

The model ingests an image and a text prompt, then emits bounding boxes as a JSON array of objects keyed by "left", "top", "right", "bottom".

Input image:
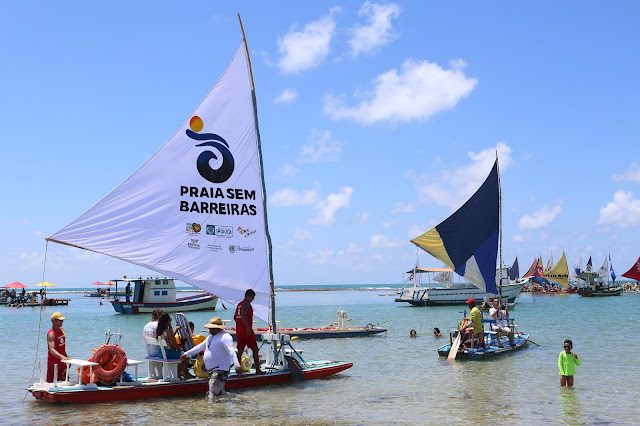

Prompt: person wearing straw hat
[
  {"left": 181, "top": 317, "right": 241, "bottom": 396},
  {"left": 47, "top": 312, "right": 71, "bottom": 382}
]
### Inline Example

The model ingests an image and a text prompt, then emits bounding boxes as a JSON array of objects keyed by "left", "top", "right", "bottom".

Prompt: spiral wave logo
[{"left": 187, "top": 116, "right": 235, "bottom": 184}]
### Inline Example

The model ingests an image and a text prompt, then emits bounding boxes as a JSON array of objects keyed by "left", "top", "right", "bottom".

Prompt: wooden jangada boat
[{"left": 28, "top": 16, "right": 352, "bottom": 404}]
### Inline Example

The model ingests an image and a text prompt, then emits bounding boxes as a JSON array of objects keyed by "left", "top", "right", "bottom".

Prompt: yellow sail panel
[
  {"left": 410, "top": 228, "right": 455, "bottom": 270},
  {"left": 543, "top": 251, "right": 569, "bottom": 287}
]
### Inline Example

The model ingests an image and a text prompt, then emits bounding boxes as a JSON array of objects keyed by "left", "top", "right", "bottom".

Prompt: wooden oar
[
  {"left": 447, "top": 333, "right": 462, "bottom": 361},
  {"left": 448, "top": 318, "right": 469, "bottom": 361}
]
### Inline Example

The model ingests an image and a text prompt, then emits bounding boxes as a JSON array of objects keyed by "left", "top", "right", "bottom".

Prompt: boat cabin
[{"left": 115, "top": 277, "right": 176, "bottom": 303}]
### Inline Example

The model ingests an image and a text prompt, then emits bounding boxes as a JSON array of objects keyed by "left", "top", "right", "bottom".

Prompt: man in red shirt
[
  {"left": 47, "top": 312, "right": 70, "bottom": 382},
  {"left": 235, "top": 289, "right": 264, "bottom": 375}
]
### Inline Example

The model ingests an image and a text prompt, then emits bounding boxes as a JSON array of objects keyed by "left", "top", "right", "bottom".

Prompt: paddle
[{"left": 448, "top": 318, "right": 469, "bottom": 361}]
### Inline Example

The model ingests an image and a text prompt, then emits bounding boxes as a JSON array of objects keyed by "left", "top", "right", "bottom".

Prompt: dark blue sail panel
[
  {"left": 435, "top": 161, "right": 499, "bottom": 291},
  {"left": 509, "top": 257, "right": 519, "bottom": 281}
]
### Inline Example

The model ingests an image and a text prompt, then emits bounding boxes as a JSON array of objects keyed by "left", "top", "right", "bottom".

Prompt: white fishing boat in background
[
  {"left": 395, "top": 266, "right": 526, "bottom": 306},
  {"left": 110, "top": 277, "right": 218, "bottom": 314}
]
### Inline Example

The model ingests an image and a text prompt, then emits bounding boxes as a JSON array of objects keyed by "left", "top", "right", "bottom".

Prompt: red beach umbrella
[
  {"left": 92, "top": 281, "right": 105, "bottom": 286},
  {"left": 4, "top": 282, "right": 27, "bottom": 289}
]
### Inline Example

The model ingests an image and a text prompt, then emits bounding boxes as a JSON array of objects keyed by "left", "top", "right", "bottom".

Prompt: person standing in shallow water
[
  {"left": 559, "top": 339, "right": 580, "bottom": 387},
  {"left": 47, "top": 312, "right": 70, "bottom": 382}
]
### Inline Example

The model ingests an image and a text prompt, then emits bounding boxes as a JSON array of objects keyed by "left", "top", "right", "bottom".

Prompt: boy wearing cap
[
  {"left": 181, "top": 317, "right": 242, "bottom": 396},
  {"left": 47, "top": 312, "right": 70, "bottom": 382}
]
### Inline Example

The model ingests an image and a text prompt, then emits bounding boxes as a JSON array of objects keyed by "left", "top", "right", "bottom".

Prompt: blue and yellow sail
[{"left": 411, "top": 160, "right": 499, "bottom": 294}]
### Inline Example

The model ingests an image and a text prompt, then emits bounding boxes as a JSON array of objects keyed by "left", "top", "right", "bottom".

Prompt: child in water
[{"left": 558, "top": 339, "right": 580, "bottom": 387}]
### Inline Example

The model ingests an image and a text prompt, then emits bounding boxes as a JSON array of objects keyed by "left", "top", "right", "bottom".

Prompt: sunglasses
[{"left": 563, "top": 345, "right": 571, "bottom": 348}]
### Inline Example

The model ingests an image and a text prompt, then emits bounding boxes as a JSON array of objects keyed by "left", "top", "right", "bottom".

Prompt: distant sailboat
[
  {"left": 542, "top": 251, "right": 569, "bottom": 287},
  {"left": 578, "top": 254, "right": 623, "bottom": 297},
  {"left": 622, "top": 256, "right": 640, "bottom": 282}
]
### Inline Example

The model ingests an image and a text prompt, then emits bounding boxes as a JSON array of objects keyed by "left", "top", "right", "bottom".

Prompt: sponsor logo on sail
[
  {"left": 228, "top": 245, "right": 254, "bottom": 253},
  {"left": 186, "top": 223, "right": 201, "bottom": 235},
  {"left": 206, "top": 224, "right": 233, "bottom": 238},
  {"left": 237, "top": 226, "right": 256, "bottom": 237},
  {"left": 187, "top": 238, "right": 200, "bottom": 250}
]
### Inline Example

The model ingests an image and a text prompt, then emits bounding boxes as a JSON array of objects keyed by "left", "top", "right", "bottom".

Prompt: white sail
[
  {"left": 597, "top": 256, "right": 609, "bottom": 284},
  {"left": 47, "top": 44, "right": 272, "bottom": 321}
]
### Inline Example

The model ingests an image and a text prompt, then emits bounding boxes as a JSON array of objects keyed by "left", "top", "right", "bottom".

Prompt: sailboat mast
[
  {"left": 238, "top": 14, "right": 277, "bottom": 333},
  {"left": 497, "top": 152, "right": 503, "bottom": 302}
]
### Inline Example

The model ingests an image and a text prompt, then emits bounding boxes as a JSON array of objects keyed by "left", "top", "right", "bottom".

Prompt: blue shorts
[
  {"left": 158, "top": 348, "right": 183, "bottom": 359},
  {"left": 561, "top": 375, "right": 573, "bottom": 379}
]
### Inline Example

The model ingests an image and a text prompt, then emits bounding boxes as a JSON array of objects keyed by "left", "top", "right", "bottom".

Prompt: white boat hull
[{"left": 395, "top": 280, "right": 526, "bottom": 306}]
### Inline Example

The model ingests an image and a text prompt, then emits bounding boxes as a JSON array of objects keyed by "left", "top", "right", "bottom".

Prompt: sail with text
[
  {"left": 47, "top": 43, "right": 273, "bottom": 321},
  {"left": 622, "top": 256, "right": 640, "bottom": 282},
  {"left": 411, "top": 160, "right": 499, "bottom": 294},
  {"left": 543, "top": 251, "right": 569, "bottom": 287}
]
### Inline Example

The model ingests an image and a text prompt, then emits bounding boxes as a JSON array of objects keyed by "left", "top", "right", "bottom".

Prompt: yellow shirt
[{"left": 469, "top": 307, "right": 483, "bottom": 334}]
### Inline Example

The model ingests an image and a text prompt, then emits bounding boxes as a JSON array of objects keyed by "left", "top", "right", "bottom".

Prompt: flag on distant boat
[
  {"left": 609, "top": 254, "right": 616, "bottom": 283},
  {"left": 586, "top": 256, "right": 593, "bottom": 273},
  {"left": 411, "top": 160, "right": 499, "bottom": 294}
]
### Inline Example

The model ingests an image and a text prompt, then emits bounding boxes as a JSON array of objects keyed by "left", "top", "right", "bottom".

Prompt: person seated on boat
[
  {"left": 489, "top": 300, "right": 514, "bottom": 347},
  {"left": 175, "top": 321, "right": 206, "bottom": 349},
  {"left": 180, "top": 317, "right": 242, "bottom": 396},
  {"left": 155, "top": 313, "right": 193, "bottom": 378},
  {"left": 433, "top": 327, "right": 444, "bottom": 337},
  {"left": 410, "top": 329, "right": 417, "bottom": 337},
  {"left": 461, "top": 298, "right": 484, "bottom": 348},
  {"left": 143, "top": 308, "right": 164, "bottom": 356},
  {"left": 47, "top": 312, "right": 70, "bottom": 382}
]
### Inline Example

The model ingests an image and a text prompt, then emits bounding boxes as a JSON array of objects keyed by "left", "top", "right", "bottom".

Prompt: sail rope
[{"left": 23, "top": 240, "right": 49, "bottom": 401}]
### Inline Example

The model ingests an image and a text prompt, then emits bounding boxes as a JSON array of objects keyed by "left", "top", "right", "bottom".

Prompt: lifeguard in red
[
  {"left": 235, "top": 289, "right": 264, "bottom": 375},
  {"left": 47, "top": 312, "right": 70, "bottom": 382}
]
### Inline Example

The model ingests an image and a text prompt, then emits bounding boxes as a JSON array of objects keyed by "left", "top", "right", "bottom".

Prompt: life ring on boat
[
  {"left": 241, "top": 356, "right": 253, "bottom": 372},
  {"left": 91, "top": 344, "right": 127, "bottom": 384},
  {"left": 193, "top": 355, "right": 209, "bottom": 378}
]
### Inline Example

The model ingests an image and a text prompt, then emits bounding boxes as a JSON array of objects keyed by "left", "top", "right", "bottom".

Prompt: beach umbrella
[
  {"left": 92, "top": 281, "right": 105, "bottom": 286},
  {"left": 4, "top": 282, "right": 26, "bottom": 289},
  {"left": 104, "top": 281, "right": 116, "bottom": 286},
  {"left": 36, "top": 282, "right": 56, "bottom": 287}
]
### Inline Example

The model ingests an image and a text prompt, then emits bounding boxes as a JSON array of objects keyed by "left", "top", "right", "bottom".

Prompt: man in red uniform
[
  {"left": 235, "top": 289, "right": 264, "bottom": 375},
  {"left": 47, "top": 312, "right": 70, "bottom": 382}
]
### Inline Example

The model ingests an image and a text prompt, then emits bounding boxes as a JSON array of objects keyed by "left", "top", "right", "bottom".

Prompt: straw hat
[
  {"left": 204, "top": 317, "right": 226, "bottom": 329},
  {"left": 51, "top": 312, "right": 66, "bottom": 321}
]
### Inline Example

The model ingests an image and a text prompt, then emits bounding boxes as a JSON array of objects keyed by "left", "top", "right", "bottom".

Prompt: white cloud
[
  {"left": 513, "top": 234, "right": 523, "bottom": 243},
  {"left": 418, "top": 142, "right": 513, "bottom": 210},
  {"left": 294, "top": 228, "right": 313, "bottom": 240},
  {"left": 519, "top": 204, "right": 562, "bottom": 229},
  {"left": 309, "top": 249, "right": 334, "bottom": 264},
  {"left": 612, "top": 163, "right": 640, "bottom": 183},
  {"left": 278, "top": 163, "right": 299, "bottom": 178},
  {"left": 324, "top": 58, "right": 477, "bottom": 124},
  {"left": 299, "top": 129, "right": 342, "bottom": 163},
  {"left": 391, "top": 201, "right": 415, "bottom": 214},
  {"left": 309, "top": 186, "right": 353, "bottom": 225},
  {"left": 275, "top": 88, "right": 298, "bottom": 104},
  {"left": 346, "top": 242, "right": 361, "bottom": 253},
  {"left": 598, "top": 190, "right": 640, "bottom": 227},
  {"left": 370, "top": 234, "right": 403, "bottom": 248},
  {"left": 278, "top": 8, "right": 340, "bottom": 73},
  {"left": 349, "top": 1, "right": 400, "bottom": 56},
  {"left": 270, "top": 188, "right": 319, "bottom": 207}
]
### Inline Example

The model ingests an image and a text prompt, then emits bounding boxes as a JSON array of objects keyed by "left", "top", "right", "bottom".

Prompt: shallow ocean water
[{"left": 4, "top": 289, "right": 640, "bottom": 425}]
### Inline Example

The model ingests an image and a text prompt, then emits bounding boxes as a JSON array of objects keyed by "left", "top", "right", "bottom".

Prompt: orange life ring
[{"left": 91, "top": 344, "right": 127, "bottom": 384}]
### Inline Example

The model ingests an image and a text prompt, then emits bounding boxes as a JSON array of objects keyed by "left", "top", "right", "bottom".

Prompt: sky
[{"left": 1, "top": 1, "right": 639, "bottom": 288}]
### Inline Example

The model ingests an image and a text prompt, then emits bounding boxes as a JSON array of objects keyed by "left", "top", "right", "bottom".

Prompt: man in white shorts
[{"left": 489, "top": 299, "right": 514, "bottom": 347}]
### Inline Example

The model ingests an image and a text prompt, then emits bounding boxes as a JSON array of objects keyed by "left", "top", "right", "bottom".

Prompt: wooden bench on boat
[{"left": 143, "top": 336, "right": 181, "bottom": 382}]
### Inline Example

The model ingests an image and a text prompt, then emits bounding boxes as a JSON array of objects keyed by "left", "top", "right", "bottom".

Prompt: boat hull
[
  {"left": 437, "top": 334, "right": 530, "bottom": 359},
  {"left": 28, "top": 361, "right": 353, "bottom": 404},
  {"left": 111, "top": 294, "right": 218, "bottom": 314},
  {"left": 396, "top": 281, "right": 525, "bottom": 306},
  {"left": 577, "top": 286, "right": 623, "bottom": 297},
  {"left": 232, "top": 327, "right": 387, "bottom": 340}
]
